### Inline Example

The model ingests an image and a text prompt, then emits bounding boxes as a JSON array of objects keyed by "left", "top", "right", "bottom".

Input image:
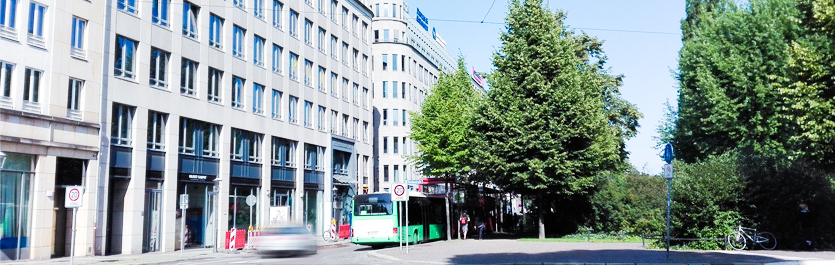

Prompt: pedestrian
[
  {"left": 476, "top": 218, "right": 485, "bottom": 240},
  {"left": 460, "top": 212, "right": 470, "bottom": 239},
  {"left": 798, "top": 203, "right": 816, "bottom": 250}
]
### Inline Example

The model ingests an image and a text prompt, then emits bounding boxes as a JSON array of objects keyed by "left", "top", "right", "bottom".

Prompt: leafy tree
[
  {"left": 409, "top": 55, "right": 483, "bottom": 240},
  {"left": 470, "top": 0, "right": 636, "bottom": 239}
]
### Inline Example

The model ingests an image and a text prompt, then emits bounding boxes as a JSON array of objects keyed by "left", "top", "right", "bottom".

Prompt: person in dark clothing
[
  {"left": 798, "top": 203, "right": 815, "bottom": 250},
  {"left": 476, "top": 218, "right": 485, "bottom": 240}
]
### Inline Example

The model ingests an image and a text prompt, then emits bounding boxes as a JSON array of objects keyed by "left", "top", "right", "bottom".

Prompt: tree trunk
[{"left": 538, "top": 198, "right": 546, "bottom": 239}]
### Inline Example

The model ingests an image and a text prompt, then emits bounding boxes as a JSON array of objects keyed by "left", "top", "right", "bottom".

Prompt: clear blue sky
[{"left": 413, "top": 0, "right": 686, "bottom": 174}]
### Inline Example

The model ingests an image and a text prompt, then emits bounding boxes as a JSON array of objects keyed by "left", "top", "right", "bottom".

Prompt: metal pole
[
  {"left": 406, "top": 200, "right": 409, "bottom": 253},
  {"left": 398, "top": 201, "right": 402, "bottom": 249},
  {"left": 181, "top": 208, "right": 186, "bottom": 259},
  {"left": 70, "top": 208, "right": 77, "bottom": 265},
  {"left": 666, "top": 178, "right": 672, "bottom": 259}
]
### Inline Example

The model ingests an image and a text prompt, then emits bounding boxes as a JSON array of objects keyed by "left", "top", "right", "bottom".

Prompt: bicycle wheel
[
  {"left": 757, "top": 232, "right": 777, "bottom": 250},
  {"left": 322, "top": 231, "right": 332, "bottom": 242},
  {"left": 727, "top": 231, "right": 747, "bottom": 250}
]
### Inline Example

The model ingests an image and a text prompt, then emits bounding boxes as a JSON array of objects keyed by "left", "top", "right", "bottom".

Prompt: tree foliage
[
  {"left": 409, "top": 56, "right": 483, "bottom": 178},
  {"left": 470, "top": 0, "right": 640, "bottom": 238}
]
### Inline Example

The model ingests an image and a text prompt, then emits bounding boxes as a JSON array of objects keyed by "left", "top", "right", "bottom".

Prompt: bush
[{"left": 590, "top": 171, "right": 666, "bottom": 235}]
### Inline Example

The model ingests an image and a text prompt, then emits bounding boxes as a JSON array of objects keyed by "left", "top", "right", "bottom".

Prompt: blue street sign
[{"left": 664, "top": 143, "right": 674, "bottom": 164}]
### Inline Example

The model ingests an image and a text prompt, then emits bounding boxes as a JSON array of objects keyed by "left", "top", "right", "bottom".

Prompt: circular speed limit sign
[
  {"left": 69, "top": 188, "right": 81, "bottom": 201},
  {"left": 394, "top": 185, "right": 405, "bottom": 196},
  {"left": 65, "top": 186, "right": 84, "bottom": 208}
]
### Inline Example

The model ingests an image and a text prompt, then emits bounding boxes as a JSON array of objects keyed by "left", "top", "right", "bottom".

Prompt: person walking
[
  {"left": 460, "top": 212, "right": 470, "bottom": 239},
  {"left": 476, "top": 218, "right": 485, "bottom": 240},
  {"left": 798, "top": 203, "right": 816, "bottom": 250}
]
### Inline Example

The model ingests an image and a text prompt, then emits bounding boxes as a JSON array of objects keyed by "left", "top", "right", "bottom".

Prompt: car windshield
[{"left": 354, "top": 194, "right": 393, "bottom": 216}]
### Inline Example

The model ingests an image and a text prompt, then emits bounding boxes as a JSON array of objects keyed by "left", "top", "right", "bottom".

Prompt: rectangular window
[
  {"left": 117, "top": 0, "right": 137, "bottom": 14},
  {"left": 114, "top": 36, "right": 137, "bottom": 78},
  {"left": 341, "top": 7, "right": 348, "bottom": 30},
  {"left": 383, "top": 137, "right": 388, "bottom": 153},
  {"left": 393, "top": 81, "right": 398, "bottom": 98},
  {"left": 382, "top": 54, "right": 388, "bottom": 70},
  {"left": 352, "top": 49, "right": 358, "bottom": 71},
  {"left": 393, "top": 108, "right": 398, "bottom": 125},
  {"left": 253, "top": 0, "right": 264, "bottom": 19},
  {"left": 271, "top": 90, "right": 282, "bottom": 119},
  {"left": 180, "top": 58, "right": 197, "bottom": 96},
  {"left": 111, "top": 103, "right": 135, "bottom": 146},
  {"left": 209, "top": 14, "right": 223, "bottom": 48},
  {"left": 289, "top": 10, "right": 298, "bottom": 38},
  {"left": 1, "top": 61, "right": 13, "bottom": 103},
  {"left": 284, "top": 140, "right": 297, "bottom": 167},
  {"left": 402, "top": 110, "right": 407, "bottom": 126},
  {"left": 352, "top": 15, "right": 358, "bottom": 36},
  {"left": 382, "top": 109, "right": 388, "bottom": 126},
  {"left": 318, "top": 66, "right": 326, "bottom": 92},
  {"left": 403, "top": 137, "right": 408, "bottom": 154},
  {"left": 272, "top": 44, "right": 282, "bottom": 74},
  {"left": 363, "top": 121, "right": 368, "bottom": 143},
  {"left": 317, "top": 106, "right": 326, "bottom": 131},
  {"left": 362, "top": 22, "right": 368, "bottom": 42},
  {"left": 249, "top": 133, "right": 263, "bottom": 163},
  {"left": 231, "top": 129, "right": 245, "bottom": 161},
  {"left": 289, "top": 52, "right": 298, "bottom": 80},
  {"left": 331, "top": 110, "right": 338, "bottom": 134},
  {"left": 208, "top": 68, "right": 222, "bottom": 102},
  {"left": 318, "top": 0, "right": 325, "bottom": 14},
  {"left": 149, "top": 48, "right": 169, "bottom": 89},
  {"left": 303, "top": 101, "right": 312, "bottom": 128},
  {"left": 330, "top": 35, "right": 338, "bottom": 61},
  {"left": 232, "top": 76, "right": 244, "bottom": 109},
  {"left": 362, "top": 55, "right": 368, "bottom": 76},
  {"left": 67, "top": 78, "right": 83, "bottom": 119},
  {"left": 342, "top": 114, "right": 348, "bottom": 137},
  {"left": 393, "top": 137, "right": 399, "bottom": 154},
  {"left": 353, "top": 83, "right": 359, "bottom": 105},
  {"left": 70, "top": 17, "right": 86, "bottom": 58},
  {"left": 183, "top": 2, "right": 198, "bottom": 39},
  {"left": 382, "top": 81, "right": 387, "bottom": 98},
  {"left": 152, "top": 0, "right": 169, "bottom": 26},
  {"left": 304, "top": 19, "right": 312, "bottom": 46},
  {"left": 272, "top": 0, "right": 283, "bottom": 29},
  {"left": 234, "top": 0, "right": 245, "bottom": 9},
  {"left": 402, "top": 82, "right": 406, "bottom": 98},
  {"left": 318, "top": 27, "right": 326, "bottom": 53},
  {"left": 233, "top": 25, "right": 245, "bottom": 58},
  {"left": 362, "top": 87, "right": 368, "bottom": 109},
  {"left": 392, "top": 54, "right": 398, "bottom": 71},
  {"left": 304, "top": 60, "right": 313, "bottom": 87},
  {"left": 0, "top": 0, "right": 18, "bottom": 36},
  {"left": 288, "top": 96, "right": 298, "bottom": 124},
  {"left": 384, "top": 165, "right": 389, "bottom": 182},
  {"left": 341, "top": 42, "right": 348, "bottom": 65},
  {"left": 203, "top": 123, "right": 220, "bottom": 157},
  {"left": 392, "top": 3, "right": 397, "bottom": 18},
  {"left": 342, "top": 78, "right": 349, "bottom": 102},
  {"left": 383, "top": 29, "right": 389, "bottom": 42},
  {"left": 330, "top": 72, "right": 337, "bottom": 97},
  {"left": 254, "top": 35, "right": 265, "bottom": 66},
  {"left": 253, "top": 83, "right": 264, "bottom": 114},
  {"left": 393, "top": 165, "right": 399, "bottom": 182},
  {"left": 331, "top": 0, "right": 337, "bottom": 22},
  {"left": 147, "top": 111, "right": 167, "bottom": 150},
  {"left": 22, "top": 67, "right": 41, "bottom": 110},
  {"left": 353, "top": 118, "right": 359, "bottom": 139}
]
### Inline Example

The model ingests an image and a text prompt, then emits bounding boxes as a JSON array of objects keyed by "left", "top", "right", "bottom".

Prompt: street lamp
[{"left": 0, "top": 147, "right": 7, "bottom": 168}]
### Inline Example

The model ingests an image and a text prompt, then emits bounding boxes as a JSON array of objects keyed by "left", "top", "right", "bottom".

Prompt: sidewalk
[{"left": 7, "top": 238, "right": 355, "bottom": 265}]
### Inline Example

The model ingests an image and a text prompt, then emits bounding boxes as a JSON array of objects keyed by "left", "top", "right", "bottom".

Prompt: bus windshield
[{"left": 354, "top": 194, "right": 393, "bottom": 216}]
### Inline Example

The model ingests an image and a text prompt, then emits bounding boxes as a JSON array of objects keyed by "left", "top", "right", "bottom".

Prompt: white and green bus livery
[{"left": 351, "top": 192, "right": 446, "bottom": 248}]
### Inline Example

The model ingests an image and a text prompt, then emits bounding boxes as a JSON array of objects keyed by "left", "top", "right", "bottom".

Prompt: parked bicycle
[
  {"left": 322, "top": 219, "right": 338, "bottom": 242},
  {"left": 727, "top": 224, "right": 777, "bottom": 250}
]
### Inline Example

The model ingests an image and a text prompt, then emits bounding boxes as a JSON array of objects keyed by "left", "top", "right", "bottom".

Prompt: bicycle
[
  {"left": 726, "top": 225, "right": 777, "bottom": 250},
  {"left": 322, "top": 220, "right": 337, "bottom": 242}
]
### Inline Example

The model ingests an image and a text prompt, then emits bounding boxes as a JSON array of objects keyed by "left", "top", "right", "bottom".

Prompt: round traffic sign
[
  {"left": 246, "top": 194, "right": 257, "bottom": 206},
  {"left": 69, "top": 188, "right": 81, "bottom": 201},
  {"left": 394, "top": 185, "right": 405, "bottom": 196}
]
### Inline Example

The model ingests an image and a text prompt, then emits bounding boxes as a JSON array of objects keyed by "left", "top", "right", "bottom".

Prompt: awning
[{"left": 333, "top": 174, "right": 357, "bottom": 184}]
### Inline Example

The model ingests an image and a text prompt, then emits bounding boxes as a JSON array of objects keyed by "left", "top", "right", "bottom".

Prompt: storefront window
[
  {"left": 0, "top": 153, "right": 34, "bottom": 260},
  {"left": 229, "top": 186, "right": 259, "bottom": 229}
]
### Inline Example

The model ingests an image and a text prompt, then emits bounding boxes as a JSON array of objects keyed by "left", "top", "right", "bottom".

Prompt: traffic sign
[
  {"left": 391, "top": 183, "right": 408, "bottom": 201},
  {"left": 65, "top": 186, "right": 84, "bottom": 208},
  {"left": 246, "top": 194, "right": 257, "bottom": 206},
  {"left": 179, "top": 194, "right": 189, "bottom": 210},
  {"left": 663, "top": 163, "right": 674, "bottom": 180},
  {"left": 663, "top": 143, "right": 674, "bottom": 163},
  {"left": 406, "top": 179, "right": 422, "bottom": 184}
]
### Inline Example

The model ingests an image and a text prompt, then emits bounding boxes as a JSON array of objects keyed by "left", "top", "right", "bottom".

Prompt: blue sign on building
[{"left": 416, "top": 8, "right": 429, "bottom": 31}]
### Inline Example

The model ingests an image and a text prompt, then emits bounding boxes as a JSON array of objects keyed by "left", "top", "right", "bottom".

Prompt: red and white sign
[
  {"left": 391, "top": 183, "right": 408, "bottom": 201},
  {"left": 65, "top": 186, "right": 84, "bottom": 208}
]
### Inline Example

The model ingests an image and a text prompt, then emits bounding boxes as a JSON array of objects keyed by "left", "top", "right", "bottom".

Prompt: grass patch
[{"left": 519, "top": 233, "right": 643, "bottom": 243}]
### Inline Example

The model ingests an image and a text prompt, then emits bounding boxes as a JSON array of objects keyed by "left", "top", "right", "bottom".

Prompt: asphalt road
[{"left": 173, "top": 244, "right": 391, "bottom": 265}]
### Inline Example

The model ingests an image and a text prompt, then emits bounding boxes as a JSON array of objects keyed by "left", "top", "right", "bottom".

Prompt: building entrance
[
  {"left": 0, "top": 153, "right": 34, "bottom": 261},
  {"left": 142, "top": 188, "right": 162, "bottom": 252},
  {"left": 52, "top": 158, "right": 85, "bottom": 258},
  {"left": 178, "top": 183, "right": 216, "bottom": 248}
]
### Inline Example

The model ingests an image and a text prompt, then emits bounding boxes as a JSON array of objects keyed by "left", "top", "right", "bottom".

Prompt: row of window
[
  {"left": 114, "top": 103, "right": 364, "bottom": 169},
  {"left": 379, "top": 52, "right": 437, "bottom": 86},
  {"left": 380, "top": 136, "right": 413, "bottom": 155},
  {"left": 381, "top": 164, "right": 413, "bottom": 183},
  {"left": 381, "top": 108, "right": 408, "bottom": 127},
  {"left": 0, "top": 61, "right": 84, "bottom": 118},
  {"left": 380, "top": 81, "right": 424, "bottom": 104},
  {"left": 0, "top": 1, "right": 89, "bottom": 57}
]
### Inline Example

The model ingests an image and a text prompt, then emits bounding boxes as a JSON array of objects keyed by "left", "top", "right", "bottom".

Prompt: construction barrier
[
  {"left": 244, "top": 227, "right": 260, "bottom": 250},
  {"left": 339, "top": 224, "right": 351, "bottom": 239},
  {"left": 224, "top": 228, "right": 246, "bottom": 250}
]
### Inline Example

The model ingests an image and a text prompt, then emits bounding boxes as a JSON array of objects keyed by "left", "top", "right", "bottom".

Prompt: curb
[{"left": 318, "top": 241, "right": 354, "bottom": 250}]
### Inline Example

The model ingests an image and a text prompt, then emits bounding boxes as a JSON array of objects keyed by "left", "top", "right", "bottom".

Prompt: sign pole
[
  {"left": 65, "top": 186, "right": 83, "bottom": 265},
  {"left": 182, "top": 207, "right": 185, "bottom": 259},
  {"left": 398, "top": 201, "right": 402, "bottom": 249},
  {"left": 663, "top": 143, "right": 674, "bottom": 260},
  {"left": 666, "top": 176, "right": 672, "bottom": 259},
  {"left": 406, "top": 200, "right": 409, "bottom": 253},
  {"left": 70, "top": 207, "right": 77, "bottom": 265}
]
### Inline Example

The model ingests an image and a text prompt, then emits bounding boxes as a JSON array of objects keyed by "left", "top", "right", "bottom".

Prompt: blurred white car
[{"left": 256, "top": 225, "right": 317, "bottom": 257}]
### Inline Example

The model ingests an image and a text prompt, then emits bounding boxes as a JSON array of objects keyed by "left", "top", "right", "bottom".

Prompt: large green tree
[{"left": 470, "top": 0, "right": 636, "bottom": 239}]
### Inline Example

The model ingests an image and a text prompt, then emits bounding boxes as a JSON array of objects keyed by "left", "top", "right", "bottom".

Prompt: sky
[{"left": 412, "top": 0, "right": 686, "bottom": 175}]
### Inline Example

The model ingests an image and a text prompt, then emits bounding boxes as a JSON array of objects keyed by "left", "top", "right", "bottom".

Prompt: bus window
[{"left": 354, "top": 194, "right": 393, "bottom": 215}]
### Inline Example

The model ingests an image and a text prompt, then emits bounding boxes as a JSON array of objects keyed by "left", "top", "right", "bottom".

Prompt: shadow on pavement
[{"left": 446, "top": 249, "right": 790, "bottom": 264}]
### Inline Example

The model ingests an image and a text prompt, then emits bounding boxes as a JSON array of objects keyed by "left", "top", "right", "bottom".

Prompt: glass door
[
  {"left": 143, "top": 189, "right": 162, "bottom": 252},
  {"left": 204, "top": 190, "right": 217, "bottom": 248}
]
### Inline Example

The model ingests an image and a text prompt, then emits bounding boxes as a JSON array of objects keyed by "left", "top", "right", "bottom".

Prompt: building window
[
  {"left": 330, "top": 110, "right": 338, "bottom": 134},
  {"left": 232, "top": 76, "right": 244, "bottom": 109},
  {"left": 318, "top": 0, "right": 325, "bottom": 13},
  {"left": 254, "top": 35, "right": 265, "bottom": 66},
  {"left": 382, "top": 81, "right": 387, "bottom": 98},
  {"left": 147, "top": 111, "right": 167, "bottom": 150},
  {"left": 352, "top": 14, "right": 358, "bottom": 37},
  {"left": 271, "top": 138, "right": 296, "bottom": 167},
  {"left": 289, "top": 52, "right": 298, "bottom": 80},
  {"left": 181, "top": 58, "right": 197, "bottom": 96},
  {"left": 317, "top": 106, "right": 325, "bottom": 131},
  {"left": 392, "top": 81, "right": 398, "bottom": 98},
  {"left": 342, "top": 114, "right": 348, "bottom": 137},
  {"left": 23, "top": 2, "right": 42, "bottom": 45},
  {"left": 233, "top": 25, "right": 245, "bottom": 58},
  {"left": 254, "top": 0, "right": 264, "bottom": 19},
  {"left": 362, "top": 87, "right": 368, "bottom": 109},
  {"left": 330, "top": 72, "right": 337, "bottom": 97},
  {"left": 303, "top": 101, "right": 312, "bottom": 128},
  {"left": 272, "top": 44, "right": 282, "bottom": 74},
  {"left": 304, "top": 19, "right": 312, "bottom": 46},
  {"left": 22, "top": 68, "right": 41, "bottom": 109},
  {"left": 402, "top": 110, "right": 407, "bottom": 126},
  {"left": 208, "top": 68, "right": 222, "bottom": 102},
  {"left": 393, "top": 137, "right": 399, "bottom": 153},
  {"left": 288, "top": 95, "right": 298, "bottom": 124},
  {"left": 67, "top": 78, "right": 83, "bottom": 119},
  {"left": 149, "top": 48, "right": 169, "bottom": 89},
  {"left": 289, "top": 9, "right": 298, "bottom": 38},
  {"left": 392, "top": 54, "right": 398, "bottom": 71},
  {"left": 234, "top": 0, "right": 245, "bottom": 9},
  {"left": 183, "top": 2, "right": 198, "bottom": 39},
  {"left": 318, "top": 27, "right": 326, "bottom": 53},
  {"left": 253, "top": 83, "right": 264, "bottom": 114},
  {"left": 352, "top": 49, "right": 358, "bottom": 71},
  {"left": 393, "top": 165, "right": 399, "bottom": 182},
  {"left": 209, "top": 14, "right": 223, "bottom": 48},
  {"left": 362, "top": 55, "right": 368, "bottom": 76},
  {"left": 362, "top": 121, "right": 368, "bottom": 142},
  {"left": 272, "top": 0, "right": 282, "bottom": 29},
  {"left": 330, "top": 35, "right": 337, "bottom": 60},
  {"left": 341, "top": 42, "right": 348, "bottom": 66},
  {"left": 341, "top": 7, "right": 348, "bottom": 30},
  {"left": 304, "top": 60, "right": 313, "bottom": 87},
  {"left": 330, "top": 0, "right": 337, "bottom": 22},
  {"left": 403, "top": 137, "right": 408, "bottom": 154},
  {"left": 383, "top": 165, "right": 389, "bottom": 182},
  {"left": 178, "top": 118, "right": 220, "bottom": 157},
  {"left": 114, "top": 36, "right": 137, "bottom": 79},
  {"left": 361, "top": 22, "right": 368, "bottom": 43},
  {"left": 382, "top": 54, "right": 387, "bottom": 70},
  {"left": 341, "top": 78, "right": 349, "bottom": 102},
  {"left": 1, "top": 61, "right": 14, "bottom": 104},
  {"left": 393, "top": 108, "right": 398, "bottom": 125},
  {"left": 0, "top": 0, "right": 19, "bottom": 35},
  {"left": 111, "top": 103, "right": 135, "bottom": 146},
  {"left": 152, "top": 0, "right": 169, "bottom": 26},
  {"left": 382, "top": 109, "right": 387, "bottom": 126},
  {"left": 402, "top": 82, "right": 406, "bottom": 98},
  {"left": 318, "top": 66, "right": 326, "bottom": 92},
  {"left": 249, "top": 133, "right": 263, "bottom": 163},
  {"left": 271, "top": 89, "right": 282, "bottom": 120},
  {"left": 353, "top": 118, "right": 359, "bottom": 139},
  {"left": 70, "top": 17, "right": 86, "bottom": 58},
  {"left": 352, "top": 83, "right": 359, "bottom": 105},
  {"left": 117, "top": 0, "right": 137, "bottom": 14}
]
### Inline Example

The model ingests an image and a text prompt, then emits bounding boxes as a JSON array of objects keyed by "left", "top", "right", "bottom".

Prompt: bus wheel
[{"left": 371, "top": 245, "right": 385, "bottom": 250}]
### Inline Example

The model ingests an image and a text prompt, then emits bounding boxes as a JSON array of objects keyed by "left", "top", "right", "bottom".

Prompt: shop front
[{"left": 0, "top": 153, "right": 34, "bottom": 261}]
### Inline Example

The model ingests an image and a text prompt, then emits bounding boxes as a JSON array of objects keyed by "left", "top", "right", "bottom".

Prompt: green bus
[{"left": 351, "top": 192, "right": 446, "bottom": 248}]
